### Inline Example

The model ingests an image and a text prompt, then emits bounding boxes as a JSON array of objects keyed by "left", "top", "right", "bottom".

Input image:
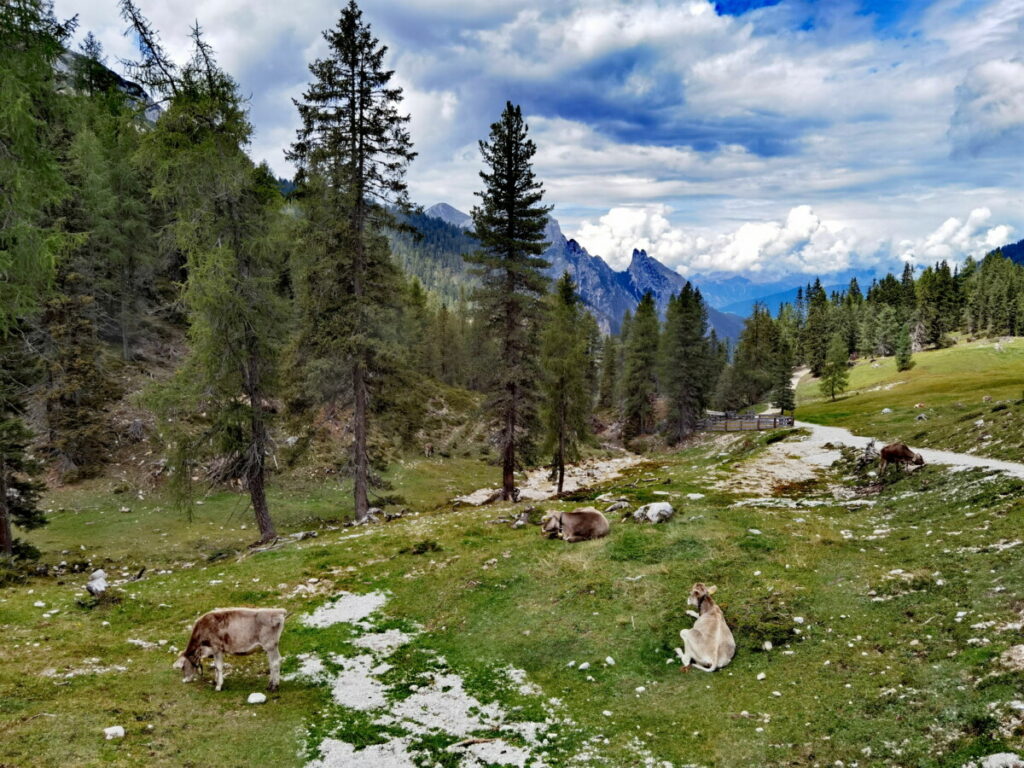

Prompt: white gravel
[{"left": 302, "top": 591, "right": 388, "bottom": 627}]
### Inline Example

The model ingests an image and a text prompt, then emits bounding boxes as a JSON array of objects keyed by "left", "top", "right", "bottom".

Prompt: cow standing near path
[
  {"left": 173, "top": 607, "right": 286, "bottom": 691},
  {"left": 879, "top": 442, "right": 925, "bottom": 474}
]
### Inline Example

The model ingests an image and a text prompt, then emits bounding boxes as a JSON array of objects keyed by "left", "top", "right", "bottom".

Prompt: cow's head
[
  {"left": 173, "top": 648, "right": 208, "bottom": 682},
  {"left": 540, "top": 513, "right": 562, "bottom": 538},
  {"left": 688, "top": 582, "right": 717, "bottom": 608},
  {"left": 912, "top": 452, "right": 924, "bottom": 466}
]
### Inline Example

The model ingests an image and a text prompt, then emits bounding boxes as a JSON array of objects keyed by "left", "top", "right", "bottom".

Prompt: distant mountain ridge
[{"left": 417, "top": 204, "right": 744, "bottom": 342}]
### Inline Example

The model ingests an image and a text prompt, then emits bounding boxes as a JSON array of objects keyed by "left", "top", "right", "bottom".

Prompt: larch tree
[
  {"left": 466, "top": 101, "right": 551, "bottom": 501},
  {"left": 123, "top": 7, "right": 289, "bottom": 543},
  {"left": 0, "top": 0, "right": 72, "bottom": 557},
  {"left": 288, "top": 0, "right": 415, "bottom": 522},
  {"left": 621, "top": 293, "right": 660, "bottom": 441},
  {"left": 539, "top": 273, "right": 590, "bottom": 494}
]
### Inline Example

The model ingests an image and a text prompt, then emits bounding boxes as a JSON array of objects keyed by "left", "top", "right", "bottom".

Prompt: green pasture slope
[
  {"left": 4, "top": 431, "right": 1024, "bottom": 767},
  {"left": 796, "top": 337, "right": 1024, "bottom": 460}
]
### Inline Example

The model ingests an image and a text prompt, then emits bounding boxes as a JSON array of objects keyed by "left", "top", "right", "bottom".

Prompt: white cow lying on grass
[
  {"left": 675, "top": 583, "right": 735, "bottom": 672},
  {"left": 173, "top": 607, "right": 286, "bottom": 691}
]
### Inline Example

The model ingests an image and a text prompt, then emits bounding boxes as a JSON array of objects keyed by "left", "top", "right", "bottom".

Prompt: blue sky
[{"left": 57, "top": 0, "right": 1024, "bottom": 280}]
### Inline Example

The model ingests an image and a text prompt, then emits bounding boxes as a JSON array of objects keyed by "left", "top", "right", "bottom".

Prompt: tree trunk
[
  {"left": 248, "top": 456, "right": 276, "bottom": 544},
  {"left": 501, "top": 382, "right": 516, "bottom": 501},
  {"left": 0, "top": 455, "right": 12, "bottom": 557},
  {"left": 353, "top": 360, "right": 370, "bottom": 522}
]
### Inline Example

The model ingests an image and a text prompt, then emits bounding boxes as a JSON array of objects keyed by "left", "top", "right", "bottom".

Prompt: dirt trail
[
  {"left": 454, "top": 453, "right": 645, "bottom": 505},
  {"left": 793, "top": 421, "right": 1024, "bottom": 478}
]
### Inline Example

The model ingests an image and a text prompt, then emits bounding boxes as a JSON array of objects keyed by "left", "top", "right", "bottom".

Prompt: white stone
[
  {"left": 103, "top": 726, "right": 125, "bottom": 740},
  {"left": 578, "top": 662, "right": 590, "bottom": 671},
  {"left": 605, "top": 656, "right": 615, "bottom": 666},
  {"left": 632, "top": 502, "right": 675, "bottom": 524},
  {"left": 247, "top": 692, "right": 267, "bottom": 704},
  {"left": 757, "top": 672, "right": 766, "bottom": 680}
]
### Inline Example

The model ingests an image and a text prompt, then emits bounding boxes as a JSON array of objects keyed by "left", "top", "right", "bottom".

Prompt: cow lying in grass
[
  {"left": 879, "top": 441, "right": 924, "bottom": 474},
  {"left": 675, "top": 583, "right": 735, "bottom": 672},
  {"left": 173, "top": 607, "right": 286, "bottom": 691},
  {"left": 540, "top": 507, "right": 610, "bottom": 542}
]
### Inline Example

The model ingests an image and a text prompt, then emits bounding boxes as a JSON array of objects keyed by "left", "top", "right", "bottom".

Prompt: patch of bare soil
[{"left": 454, "top": 453, "right": 646, "bottom": 506}]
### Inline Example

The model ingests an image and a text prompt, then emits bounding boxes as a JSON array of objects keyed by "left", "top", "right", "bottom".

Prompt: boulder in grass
[
  {"left": 103, "top": 726, "right": 125, "bottom": 740},
  {"left": 247, "top": 692, "right": 267, "bottom": 704},
  {"left": 632, "top": 502, "right": 674, "bottom": 524},
  {"left": 87, "top": 569, "right": 108, "bottom": 597}
]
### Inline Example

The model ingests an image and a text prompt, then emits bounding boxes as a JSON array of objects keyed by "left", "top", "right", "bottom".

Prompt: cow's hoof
[{"left": 268, "top": 684, "right": 279, "bottom": 693}]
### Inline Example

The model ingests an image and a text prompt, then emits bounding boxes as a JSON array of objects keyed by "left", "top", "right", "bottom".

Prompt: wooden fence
[{"left": 697, "top": 414, "right": 794, "bottom": 432}]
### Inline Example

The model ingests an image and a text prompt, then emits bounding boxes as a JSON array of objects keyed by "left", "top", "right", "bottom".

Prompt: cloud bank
[{"left": 54, "top": 0, "right": 1024, "bottom": 281}]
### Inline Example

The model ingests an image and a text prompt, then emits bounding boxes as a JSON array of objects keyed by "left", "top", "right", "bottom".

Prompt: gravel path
[{"left": 793, "top": 420, "right": 1024, "bottom": 479}]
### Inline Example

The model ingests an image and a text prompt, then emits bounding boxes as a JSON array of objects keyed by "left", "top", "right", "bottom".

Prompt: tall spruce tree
[
  {"left": 771, "top": 338, "right": 796, "bottom": 415},
  {"left": 466, "top": 102, "right": 551, "bottom": 500},
  {"left": 895, "top": 322, "right": 914, "bottom": 371},
  {"left": 598, "top": 335, "right": 618, "bottom": 410},
  {"left": 660, "top": 283, "right": 711, "bottom": 443},
  {"left": 539, "top": 273, "right": 590, "bottom": 493},
  {"left": 819, "top": 332, "right": 850, "bottom": 401},
  {"left": 622, "top": 293, "right": 660, "bottom": 441},
  {"left": 289, "top": 1, "right": 415, "bottom": 522}
]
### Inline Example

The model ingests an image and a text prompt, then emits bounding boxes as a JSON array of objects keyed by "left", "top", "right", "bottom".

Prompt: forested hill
[
  {"left": 993, "top": 239, "right": 1024, "bottom": 266},
  {"left": 400, "top": 205, "right": 744, "bottom": 342}
]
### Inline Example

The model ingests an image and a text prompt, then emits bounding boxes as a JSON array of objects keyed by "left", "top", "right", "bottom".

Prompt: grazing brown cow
[
  {"left": 540, "top": 507, "right": 610, "bottom": 543},
  {"left": 879, "top": 441, "right": 925, "bottom": 473},
  {"left": 173, "top": 607, "right": 286, "bottom": 691}
]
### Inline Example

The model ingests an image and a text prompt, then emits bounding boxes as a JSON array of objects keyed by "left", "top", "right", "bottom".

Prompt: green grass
[
  {"left": 797, "top": 337, "right": 1024, "bottom": 459},
  {"left": 4, "top": 434, "right": 1024, "bottom": 766}
]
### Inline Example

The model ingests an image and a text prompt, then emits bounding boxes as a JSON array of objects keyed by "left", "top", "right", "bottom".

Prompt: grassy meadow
[
  {"left": 4, "top": 426, "right": 1024, "bottom": 767},
  {"left": 796, "top": 337, "right": 1024, "bottom": 460}
]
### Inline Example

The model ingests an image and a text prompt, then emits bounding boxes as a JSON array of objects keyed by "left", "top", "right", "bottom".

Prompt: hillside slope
[{"left": 795, "top": 338, "right": 1024, "bottom": 461}]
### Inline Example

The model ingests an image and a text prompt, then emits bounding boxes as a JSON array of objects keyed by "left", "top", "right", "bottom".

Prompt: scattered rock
[
  {"left": 103, "top": 726, "right": 125, "bottom": 740},
  {"left": 604, "top": 500, "right": 630, "bottom": 515},
  {"left": 247, "top": 692, "right": 267, "bottom": 704},
  {"left": 916, "top": 414, "right": 928, "bottom": 421},
  {"left": 632, "top": 502, "right": 674, "bottom": 524},
  {"left": 962, "top": 754, "right": 1024, "bottom": 768},
  {"left": 1000, "top": 645, "right": 1024, "bottom": 671},
  {"left": 86, "top": 569, "right": 108, "bottom": 597},
  {"left": 881, "top": 408, "right": 893, "bottom": 414}
]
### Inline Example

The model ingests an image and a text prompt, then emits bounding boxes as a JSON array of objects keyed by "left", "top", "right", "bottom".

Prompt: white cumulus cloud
[
  {"left": 898, "top": 207, "right": 1014, "bottom": 264},
  {"left": 574, "top": 204, "right": 872, "bottom": 278}
]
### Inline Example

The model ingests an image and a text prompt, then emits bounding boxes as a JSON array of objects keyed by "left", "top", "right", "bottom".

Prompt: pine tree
[
  {"left": 289, "top": 1, "right": 415, "bottom": 522},
  {"left": 539, "top": 274, "right": 590, "bottom": 493},
  {"left": 660, "top": 283, "right": 711, "bottom": 443},
  {"left": 465, "top": 102, "right": 551, "bottom": 500},
  {"left": 819, "top": 332, "right": 850, "bottom": 401},
  {"left": 622, "top": 293, "right": 660, "bottom": 440},
  {"left": 895, "top": 323, "right": 914, "bottom": 371}
]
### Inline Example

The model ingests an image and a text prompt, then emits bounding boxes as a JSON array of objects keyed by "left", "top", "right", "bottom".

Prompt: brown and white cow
[
  {"left": 675, "top": 583, "right": 735, "bottom": 672},
  {"left": 173, "top": 607, "right": 286, "bottom": 691},
  {"left": 540, "top": 507, "right": 610, "bottom": 543},
  {"left": 879, "top": 441, "right": 925, "bottom": 474}
]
